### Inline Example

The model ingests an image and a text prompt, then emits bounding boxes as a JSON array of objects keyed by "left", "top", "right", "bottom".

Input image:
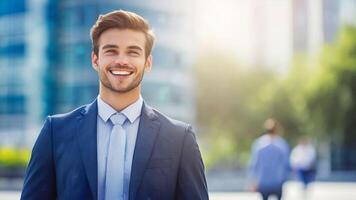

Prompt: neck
[
  {"left": 99, "top": 85, "right": 141, "bottom": 111},
  {"left": 267, "top": 132, "right": 277, "bottom": 137}
]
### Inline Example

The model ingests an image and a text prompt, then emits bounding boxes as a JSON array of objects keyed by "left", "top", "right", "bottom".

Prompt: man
[
  {"left": 21, "top": 10, "right": 208, "bottom": 200},
  {"left": 248, "top": 118, "right": 290, "bottom": 200}
]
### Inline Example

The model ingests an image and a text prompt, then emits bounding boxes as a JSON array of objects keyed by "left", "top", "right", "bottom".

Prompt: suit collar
[
  {"left": 97, "top": 95, "right": 143, "bottom": 124},
  {"left": 129, "top": 102, "right": 161, "bottom": 200},
  {"left": 77, "top": 99, "right": 98, "bottom": 199}
]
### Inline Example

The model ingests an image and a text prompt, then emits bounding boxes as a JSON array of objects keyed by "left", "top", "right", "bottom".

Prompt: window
[
  {"left": 59, "top": 4, "right": 98, "bottom": 28},
  {"left": 59, "top": 42, "right": 91, "bottom": 68},
  {"left": 0, "top": 95, "right": 26, "bottom": 114},
  {"left": 0, "top": 43, "right": 25, "bottom": 57},
  {"left": 0, "top": 0, "right": 26, "bottom": 16}
]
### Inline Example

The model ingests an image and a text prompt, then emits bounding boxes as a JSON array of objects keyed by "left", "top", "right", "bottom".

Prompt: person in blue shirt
[{"left": 248, "top": 118, "right": 290, "bottom": 200}]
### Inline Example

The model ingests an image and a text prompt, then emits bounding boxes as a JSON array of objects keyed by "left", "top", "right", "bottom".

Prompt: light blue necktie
[{"left": 105, "top": 113, "right": 127, "bottom": 200}]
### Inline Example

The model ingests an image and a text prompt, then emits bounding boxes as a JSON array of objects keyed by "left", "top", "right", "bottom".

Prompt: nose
[{"left": 114, "top": 54, "right": 129, "bottom": 66}]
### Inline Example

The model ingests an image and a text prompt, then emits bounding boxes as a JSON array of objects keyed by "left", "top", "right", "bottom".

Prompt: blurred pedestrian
[
  {"left": 248, "top": 118, "right": 290, "bottom": 200},
  {"left": 290, "top": 137, "right": 317, "bottom": 189}
]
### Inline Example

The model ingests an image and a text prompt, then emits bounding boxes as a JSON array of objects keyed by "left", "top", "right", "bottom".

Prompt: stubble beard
[{"left": 99, "top": 70, "right": 145, "bottom": 94}]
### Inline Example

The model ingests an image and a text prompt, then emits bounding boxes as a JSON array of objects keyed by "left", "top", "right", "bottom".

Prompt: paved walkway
[
  {"left": 210, "top": 181, "right": 356, "bottom": 200},
  {"left": 2, "top": 182, "right": 355, "bottom": 200}
]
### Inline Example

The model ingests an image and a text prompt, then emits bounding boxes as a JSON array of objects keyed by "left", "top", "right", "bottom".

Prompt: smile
[{"left": 110, "top": 70, "right": 133, "bottom": 76}]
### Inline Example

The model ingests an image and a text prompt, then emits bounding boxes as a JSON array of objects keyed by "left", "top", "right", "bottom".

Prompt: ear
[
  {"left": 92, "top": 51, "right": 99, "bottom": 71},
  {"left": 144, "top": 55, "right": 152, "bottom": 72}
]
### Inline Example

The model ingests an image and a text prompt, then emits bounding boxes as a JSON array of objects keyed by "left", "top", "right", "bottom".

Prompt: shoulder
[
  {"left": 253, "top": 135, "right": 269, "bottom": 149},
  {"left": 46, "top": 100, "right": 96, "bottom": 128},
  {"left": 48, "top": 104, "right": 88, "bottom": 123},
  {"left": 39, "top": 101, "right": 97, "bottom": 142}
]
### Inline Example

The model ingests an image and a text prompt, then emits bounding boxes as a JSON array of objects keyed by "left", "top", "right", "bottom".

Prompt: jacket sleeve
[
  {"left": 21, "top": 117, "right": 57, "bottom": 200},
  {"left": 175, "top": 126, "right": 209, "bottom": 200}
]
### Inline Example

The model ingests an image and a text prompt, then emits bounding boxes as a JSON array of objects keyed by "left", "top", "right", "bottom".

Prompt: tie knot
[{"left": 110, "top": 113, "right": 127, "bottom": 126}]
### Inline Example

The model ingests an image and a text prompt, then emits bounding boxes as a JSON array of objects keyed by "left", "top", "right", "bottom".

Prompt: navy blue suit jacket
[{"left": 21, "top": 99, "right": 208, "bottom": 200}]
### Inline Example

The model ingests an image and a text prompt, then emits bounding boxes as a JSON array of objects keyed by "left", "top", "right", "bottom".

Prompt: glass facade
[{"left": 0, "top": 1, "right": 27, "bottom": 136}]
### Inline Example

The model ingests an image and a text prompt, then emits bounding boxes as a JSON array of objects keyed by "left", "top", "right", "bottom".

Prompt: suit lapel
[
  {"left": 129, "top": 103, "right": 161, "bottom": 200},
  {"left": 76, "top": 100, "right": 98, "bottom": 200}
]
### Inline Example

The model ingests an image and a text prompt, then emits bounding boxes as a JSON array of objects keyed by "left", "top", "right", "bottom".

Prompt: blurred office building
[
  {"left": 292, "top": 0, "right": 356, "bottom": 53},
  {"left": 292, "top": 0, "right": 339, "bottom": 54},
  {"left": 0, "top": 0, "right": 195, "bottom": 147}
]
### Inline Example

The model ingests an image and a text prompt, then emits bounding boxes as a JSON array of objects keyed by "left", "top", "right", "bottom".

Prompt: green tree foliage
[
  {"left": 306, "top": 25, "right": 356, "bottom": 145},
  {"left": 194, "top": 50, "right": 281, "bottom": 169}
]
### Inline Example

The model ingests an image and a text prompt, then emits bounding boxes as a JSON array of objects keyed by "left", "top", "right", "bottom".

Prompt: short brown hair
[{"left": 90, "top": 10, "right": 155, "bottom": 57}]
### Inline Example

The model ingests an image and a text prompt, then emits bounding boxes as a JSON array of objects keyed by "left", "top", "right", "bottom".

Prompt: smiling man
[{"left": 21, "top": 10, "right": 208, "bottom": 200}]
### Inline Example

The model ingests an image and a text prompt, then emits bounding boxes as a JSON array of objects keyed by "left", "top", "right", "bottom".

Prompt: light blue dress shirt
[
  {"left": 249, "top": 134, "right": 290, "bottom": 190},
  {"left": 97, "top": 96, "right": 143, "bottom": 200}
]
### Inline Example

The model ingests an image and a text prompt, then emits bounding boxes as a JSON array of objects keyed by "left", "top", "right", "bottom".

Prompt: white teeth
[{"left": 111, "top": 71, "right": 131, "bottom": 75}]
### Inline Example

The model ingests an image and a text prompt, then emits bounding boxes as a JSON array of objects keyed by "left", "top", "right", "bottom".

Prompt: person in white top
[{"left": 290, "top": 137, "right": 317, "bottom": 188}]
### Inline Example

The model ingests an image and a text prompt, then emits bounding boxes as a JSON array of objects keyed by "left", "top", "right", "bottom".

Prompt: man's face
[{"left": 92, "top": 28, "right": 152, "bottom": 94}]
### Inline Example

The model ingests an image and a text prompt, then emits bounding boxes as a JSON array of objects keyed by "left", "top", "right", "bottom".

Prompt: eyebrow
[
  {"left": 101, "top": 44, "right": 143, "bottom": 52},
  {"left": 127, "top": 45, "right": 143, "bottom": 51},
  {"left": 102, "top": 44, "right": 118, "bottom": 50}
]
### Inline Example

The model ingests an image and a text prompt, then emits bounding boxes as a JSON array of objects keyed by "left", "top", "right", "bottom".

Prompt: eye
[
  {"left": 105, "top": 49, "right": 117, "bottom": 55},
  {"left": 128, "top": 51, "right": 140, "bottom": 56}
]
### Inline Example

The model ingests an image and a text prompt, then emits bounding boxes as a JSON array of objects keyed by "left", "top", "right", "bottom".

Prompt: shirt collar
[{"left": 97, "top": 95, "right": 143, "bottom": 124}]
